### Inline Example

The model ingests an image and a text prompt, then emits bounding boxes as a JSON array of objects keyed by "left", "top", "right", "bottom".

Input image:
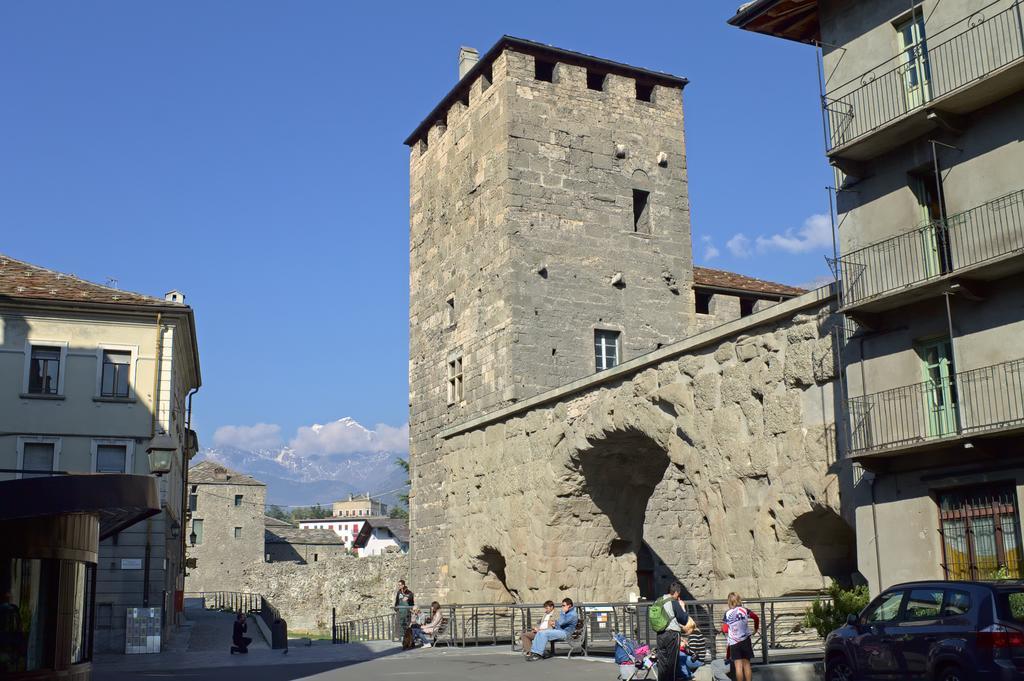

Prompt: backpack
[{"left": 648, "top": 595, "right": 672, "bottom": 633}]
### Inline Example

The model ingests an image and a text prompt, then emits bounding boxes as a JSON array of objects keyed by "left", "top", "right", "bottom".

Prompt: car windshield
[{"left": 996, "top": 589, "right": 1024, "bottom": 623}]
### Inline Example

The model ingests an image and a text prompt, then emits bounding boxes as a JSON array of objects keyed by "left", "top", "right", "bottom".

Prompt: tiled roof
[
  {"left": 366, "top": 518, "right": 410, "bottom": 544},
  {"left": 265, "top": 516, "right": 294, "bottom": 528},
  {"left": 0, "top": 253, "right": 183, "bottom": 308},
  {"left": 266, "top": 526, "right": 346, "bottom": 546},
  {"left": 693, "top": 266, "right": 807, "bottom": 298},
  {"left": 188, "top": 460, "right": 265, "bottom": 487}
]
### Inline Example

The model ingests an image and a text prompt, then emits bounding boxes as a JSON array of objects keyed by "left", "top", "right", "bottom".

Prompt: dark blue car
[{"left": 825, "top": 580, "right": 1024, "bottom": 681}]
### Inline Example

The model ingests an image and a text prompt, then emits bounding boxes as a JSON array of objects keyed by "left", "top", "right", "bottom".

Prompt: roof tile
[{"left": 693, "top": 266, "right": 807, "bottom": 297}]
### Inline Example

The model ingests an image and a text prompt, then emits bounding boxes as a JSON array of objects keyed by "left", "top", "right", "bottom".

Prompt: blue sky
[{"left": 0, "top": 2, "right": 833, "bottom": 452}]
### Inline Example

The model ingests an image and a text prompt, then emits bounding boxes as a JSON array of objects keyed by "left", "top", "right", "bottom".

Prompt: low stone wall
[{"left": 239, "top": 552, "right": 409, "bottom": 633}]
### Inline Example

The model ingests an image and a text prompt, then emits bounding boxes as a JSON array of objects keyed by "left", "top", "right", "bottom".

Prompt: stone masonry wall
[
  {"left": 409, "top": 44, "right": 699, "bottom": 600},
  {"left": 431, "top": 294, "right": 854, "bottom": 603},
  {"left": 185, "top": 481, "right": 266, "bottom": 593},
  {"left": 240, "top": 552, "right": 409, "bottom": 633}
]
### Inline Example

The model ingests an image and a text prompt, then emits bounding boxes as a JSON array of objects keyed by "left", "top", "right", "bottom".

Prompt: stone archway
[{"left": 561, "top": 427, "right": 671, "bottom": 600}]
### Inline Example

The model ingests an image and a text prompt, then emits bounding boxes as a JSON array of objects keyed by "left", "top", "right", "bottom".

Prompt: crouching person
[{"left": 526, "top": 598, "right": 577, "bottom": 661}]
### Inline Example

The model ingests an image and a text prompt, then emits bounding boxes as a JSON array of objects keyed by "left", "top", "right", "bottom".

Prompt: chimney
[
  {"left": 458, "top": 46, "right": 479, "bottom": 80},
  {"left": 165, "top": 290, "right": 186, "bottom": 305}
]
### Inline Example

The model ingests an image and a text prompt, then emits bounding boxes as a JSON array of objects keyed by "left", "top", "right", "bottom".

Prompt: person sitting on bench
[{"left": 526, "top": 598, "right": 578, "bottom": 661}]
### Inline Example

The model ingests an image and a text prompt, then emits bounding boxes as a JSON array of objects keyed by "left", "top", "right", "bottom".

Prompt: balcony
[
  {"left": 837, "top": 188, "right": 1024, "bottom": 314},
  {"left": 825, "top": 0, "right": 1024, "bottom": 162},
  {"left": 847, "top": 357, "right": 1024, "bottom": 459}
]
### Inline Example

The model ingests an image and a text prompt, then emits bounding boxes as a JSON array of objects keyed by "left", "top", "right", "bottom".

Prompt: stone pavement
[{"left": 93, "top": 609, "right": 820, "bottom": 681}]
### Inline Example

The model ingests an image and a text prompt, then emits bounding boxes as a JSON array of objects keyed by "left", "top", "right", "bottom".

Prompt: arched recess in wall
[{"left": 569, "top": 427, "right": 670, "bottom": 600}]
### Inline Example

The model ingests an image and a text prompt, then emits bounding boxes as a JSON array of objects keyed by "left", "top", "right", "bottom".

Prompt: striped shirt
[{"left": 683, "top": 629, "right": 707, "bottom": 662}]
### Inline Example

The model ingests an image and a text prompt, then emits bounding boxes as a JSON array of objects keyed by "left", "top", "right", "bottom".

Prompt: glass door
[
  {"left": 915, "top": 174, "right": 952, "bottom": 279},
  {"left": 918, "top": 338, "right": 957, "bottom": 438},
  {"left": 898, "top": 13, "right": 931, "bottom": 111}
]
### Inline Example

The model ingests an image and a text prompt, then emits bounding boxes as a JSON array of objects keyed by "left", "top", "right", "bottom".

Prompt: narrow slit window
[
  {"left": 446, "top": 296, "right": 456, "bottom": 327},
  {"left": 234, "top": 527, "right": 242, "bottom": 539},
  {"left": 636, "top": 82, "right": 654, "bottom": 102},
  {"left": 633, "top": 189, "right": 651, "bottom": 234},
  {"left": 587, "top": 70, "right": 606, "bottom": 91},
  {"left": 695, "top": 292, "right": 712, "bottom": 315},
  {"left": 535, "top": 58, "right": 556, "bottom": 82}
]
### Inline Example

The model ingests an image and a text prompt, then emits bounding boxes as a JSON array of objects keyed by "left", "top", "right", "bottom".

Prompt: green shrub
[{"left": 804, "top": 581, "right": 870, "bottom": 638}]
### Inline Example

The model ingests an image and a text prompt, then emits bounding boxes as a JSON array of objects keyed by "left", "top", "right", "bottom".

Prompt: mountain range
[{"left": 194, "top": 443, "right": 409, "bottom": 509}]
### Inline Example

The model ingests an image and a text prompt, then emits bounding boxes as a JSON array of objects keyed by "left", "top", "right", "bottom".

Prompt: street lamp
[
  {"left": 146, "top": 434, "right": 178, "bottom": 475},
  {"left": 189, "top": 529, "right": 197, "bottom": 546}
]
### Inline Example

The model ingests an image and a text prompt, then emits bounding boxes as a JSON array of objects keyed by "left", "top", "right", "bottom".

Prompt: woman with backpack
[{"left": 651, "top": 581, "right": 695, "bottom": 681}]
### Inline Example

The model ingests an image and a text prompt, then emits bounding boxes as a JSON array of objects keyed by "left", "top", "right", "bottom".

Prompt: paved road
[{"left": 93, "top": 645, "right": 617, "bottom": 681}]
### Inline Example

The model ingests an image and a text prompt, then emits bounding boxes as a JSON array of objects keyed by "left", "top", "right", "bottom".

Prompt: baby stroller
[{"left": 612, "top": 632, "right": 655, "bottom": 681}]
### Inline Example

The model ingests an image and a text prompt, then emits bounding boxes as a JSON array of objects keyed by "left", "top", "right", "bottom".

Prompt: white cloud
[
  {"left": 700, "top": 236, "right": 720, "bottom": 261},
  {"left": 290, "top": 418, "right": 409, "bottom": 456},
  {"left": 726, "top": 233, "right": 753, "bottom": 258},
  {"left": 212, "top": 423, "right": 282, "bottom": 450},
  {"left": 755, "top": 214, "right": 833, "bottom": 255},
  {"left": 797, "top": 275, "right": 835, "bottom": 290}
]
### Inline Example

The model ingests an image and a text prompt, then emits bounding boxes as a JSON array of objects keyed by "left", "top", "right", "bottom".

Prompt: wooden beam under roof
[{"left": 730, "top": 0, "right": 820, "bottom": 44}]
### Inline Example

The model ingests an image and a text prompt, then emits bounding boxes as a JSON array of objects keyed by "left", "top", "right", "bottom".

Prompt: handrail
[
  {"left": 836, "top": 188, "right": 1024, "bottom": 307},
  {"left": 330, "top": 596, "right": 831, "bottom": 664},
  {"left": 848, "top": 357, "right": 1024, "bottom": 455},
  {"left": 824, "top": 0, "right": 1024, "bottom": 150}
]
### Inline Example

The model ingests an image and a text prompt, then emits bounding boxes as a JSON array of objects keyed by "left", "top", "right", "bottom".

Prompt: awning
[{"left": 0, "top": 473, "right": 160, "bottom": 539}]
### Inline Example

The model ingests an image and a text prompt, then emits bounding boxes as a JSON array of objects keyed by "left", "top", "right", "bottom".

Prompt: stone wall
[
  {"left": 240, "top": 552, "right": 409, "bottom": 633},
  {"left": 426, "top": 291, "right": 855, "bottom": 603},
  {"left": 409, "top": 41, "right": 699, "bottom": 605},
  {"left": 186, "top": 480, "right": 266, "bottom": 593}
]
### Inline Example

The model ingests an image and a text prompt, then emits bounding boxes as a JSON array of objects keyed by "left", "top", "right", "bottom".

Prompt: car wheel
[
  {"left": 826, "top": 653, "right": 855, "bottom": 681},
  {"left": 936, "top": 663, "right": 971, "bottom": 681}
]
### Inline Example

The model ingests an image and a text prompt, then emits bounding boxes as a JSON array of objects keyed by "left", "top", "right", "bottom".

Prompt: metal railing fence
[
  {"left": 331, "top": 595, "right": 831, "bottom": 663},
  {"left": 837, "top": 189, "right": 1024, "bottom": 308},
  {"left": 848, "top": 357, "right": 1024, "bottom": 455},
  {"left": 824, "top": 0, "right": 1024, "bottom": 150},
  {"left": 184, "top": 591, "right": 262, "bottom": 614}
]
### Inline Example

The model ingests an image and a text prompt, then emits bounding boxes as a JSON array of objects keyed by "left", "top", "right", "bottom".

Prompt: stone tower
[{"left": 406, "top": 36, "right": 694, "bottom": 597}]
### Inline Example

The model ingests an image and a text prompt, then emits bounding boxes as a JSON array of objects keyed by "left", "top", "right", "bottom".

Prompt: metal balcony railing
[
  {"left": 837, "top": 189, "right": 1024, "bottom": 308},
  {"left": 824, "top": 0, "right": 1024, "bottom": 151},
  {"left": 848, "top": 357, "right": 1024, "bottom": 455}
]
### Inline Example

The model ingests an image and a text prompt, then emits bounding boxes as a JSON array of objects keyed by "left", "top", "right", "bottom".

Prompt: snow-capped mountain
[{"left": 194, "top": 444, "right": 409, "bottom": 508}]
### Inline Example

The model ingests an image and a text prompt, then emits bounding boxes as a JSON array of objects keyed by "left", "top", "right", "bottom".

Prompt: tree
[
  {"left": 289, "top": 503, "right": 332, "bottom": 521},
  {"left": 265, "top": 505, "right": 290, "bottom": 522},
  {"left": 395, "top": 457, "right": 410, "bottom": 508},
  {"left": 389, "top": 506, "right": 409, "bottom": 519},
  {"left": 804, "top": 581, "right": 870, "bottom": 638}
]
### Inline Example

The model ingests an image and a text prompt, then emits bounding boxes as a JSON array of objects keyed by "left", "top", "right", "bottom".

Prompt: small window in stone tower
[
  {"left": 446, "top": 296, "right": 456, "bottom": 327},
  {"left": 595, "top": 330, "right": 620, "bottom": 372},
  {"left": 636, "top": 81, "right": 654, "bottom": 102},
  {"left": 633, "top": 189, "right": 651, "bottom": 234},
  {"left": 740, "top": 298, "right": 757, "bottom": 317},
  {"left": 587, "top": 70, "right": 606, "bottom": 91},
  {"left": 535, "top": 58, "right": 556, "bottom": 82},
  {"left": 695, "top": 291, "right": 712, "bottom": 315},
  {"left": 480, "top": 63, "right": 492, "bottom": 92},
  {"left": 447, "top": 355, "right": 464, "bottom": 405}
]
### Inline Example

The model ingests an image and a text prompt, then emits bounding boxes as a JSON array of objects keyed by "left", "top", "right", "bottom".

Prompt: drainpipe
[
  {"left": 943, "top": 291, "right": 964, "bottom": 435},
  {"left": 869, "top": 473, "right": 884, "bottom": 593},
  {"left": 180, "top": 387, "right": 199, "bottom": 622}
]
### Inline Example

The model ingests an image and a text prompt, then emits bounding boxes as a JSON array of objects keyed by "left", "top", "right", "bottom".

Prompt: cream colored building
[
  {"left": 0, "top": 254, "right": 201, "bottom": 653},
  {"left": 332, "top": 493, "right": 388, "bottom": 518}
]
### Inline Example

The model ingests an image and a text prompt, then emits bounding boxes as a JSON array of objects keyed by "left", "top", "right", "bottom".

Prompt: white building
[
  {"left": 354, "top": 519, "right": 409, "bottom": 557},
  {"left": 0, "top": 254, "right": 201, "bottom": 653},
  {"left": 297, "top": 517, "right": 368, "bottom": 549}
]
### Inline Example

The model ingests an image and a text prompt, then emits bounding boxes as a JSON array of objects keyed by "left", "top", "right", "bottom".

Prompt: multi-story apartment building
[
  {"left": 731, "top": 0, "right": 1024, "bottom": 593},
  {"left": 332, "top": 493, "right": 388, "bottom": 518},
  {"left": 0, "top": 253, "right": 201, "bottom": 652},
  {"left": 183, "top": 461, "right": 266, "bottom": 592}
]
